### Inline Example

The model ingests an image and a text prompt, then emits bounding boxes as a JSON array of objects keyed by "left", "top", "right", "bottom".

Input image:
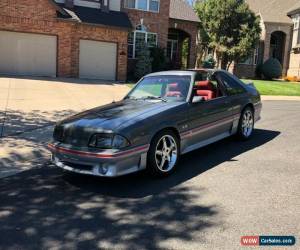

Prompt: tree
[
  {"left": 202, "top": 54, "right": 216, "bottom": 69},
  {"left": 181, "top": 38, "right": 189, "bottom": 69},
  {"left": 195, "top": 19, "right": 211, "bottom": 68},
  {"left": 195, "top": 0, "right": 261, "bottom": 70},
  {"left": 150, "top": 47, "right": 168, "bottom": 72},
  {"left": 134, "top": 42, "right": 152, "bottom": 80}
]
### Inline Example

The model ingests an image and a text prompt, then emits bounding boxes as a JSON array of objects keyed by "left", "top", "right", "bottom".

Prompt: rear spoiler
[
  {"left": 245, "top": 82, "right": 257, "bottom": 90},
  {"left": 245, "top": 82, "right": 260, "bottom": 95}
]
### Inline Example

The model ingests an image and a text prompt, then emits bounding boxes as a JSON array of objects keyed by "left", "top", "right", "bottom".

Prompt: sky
[{"left": 186, "top": 0, "right": 196, "bottom": 6}]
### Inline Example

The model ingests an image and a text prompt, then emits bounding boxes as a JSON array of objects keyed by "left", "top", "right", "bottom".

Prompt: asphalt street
[{"left": 0, "top": 101, "right": 299, "bottom": 250}]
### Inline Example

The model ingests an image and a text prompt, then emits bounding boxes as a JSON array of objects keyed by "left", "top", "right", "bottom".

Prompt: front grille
[
  {"left": 53, "top": 125, "right": 89, "bottom": 146},
  {"left": 61, "top": 161, "right": 93, "bottom": 172}
]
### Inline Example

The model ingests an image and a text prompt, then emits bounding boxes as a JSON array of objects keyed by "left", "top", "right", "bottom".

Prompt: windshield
[{"left": 126, "top": 75, "right": 191, "bottom": 102}]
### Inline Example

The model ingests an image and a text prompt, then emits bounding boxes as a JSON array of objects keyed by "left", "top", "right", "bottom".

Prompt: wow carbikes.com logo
[{"left": 241, "top": 236, "right": 296, "bottom": 246}]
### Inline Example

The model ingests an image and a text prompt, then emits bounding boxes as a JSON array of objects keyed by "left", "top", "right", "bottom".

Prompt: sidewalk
[{"left": 261, "top": 95, "right": 300, "bottom": 101}]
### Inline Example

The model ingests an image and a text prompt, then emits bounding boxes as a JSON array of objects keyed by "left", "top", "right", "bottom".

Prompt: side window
[
  {"left": 219, "top": 73, "right": 246, "bottom": 96},
  {"left": 210, "top": 73, "right": 225, "bottom": 97},
  {"left": 209, "top": 74, "right": 219, "bottom": 89},
  {"left": 193, "top": 72, "right": 225, "bottom": 101}
]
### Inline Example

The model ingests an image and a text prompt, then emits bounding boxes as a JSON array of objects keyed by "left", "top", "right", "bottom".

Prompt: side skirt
[{"left": 181, "top": 132, "right": 232, "bottom": 155}]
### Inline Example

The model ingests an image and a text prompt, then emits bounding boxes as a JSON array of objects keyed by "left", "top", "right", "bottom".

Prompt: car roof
[{"left": 145, "top": 69, "right": 216, "bottom": 77}]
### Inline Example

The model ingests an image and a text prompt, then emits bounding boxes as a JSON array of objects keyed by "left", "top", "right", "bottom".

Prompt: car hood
[{"left": 53, "top": 99, "right": 181, "bottom": 146}]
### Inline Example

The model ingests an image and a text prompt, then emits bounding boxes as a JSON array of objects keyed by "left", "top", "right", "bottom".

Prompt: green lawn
[
  {"left": 127, "top": 80, "right": 300, "bottom": 96},
  {"left": 242, "top": 79, "right": 300, "bottom": 96}
]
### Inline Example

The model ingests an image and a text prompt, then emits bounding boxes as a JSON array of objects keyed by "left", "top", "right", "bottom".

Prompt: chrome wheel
[
  {"left": 242, "top": 110, "right": 254, "bottom": 137},
  {"left": 155, "top": 135, "right": 178, "bottom": 172}
]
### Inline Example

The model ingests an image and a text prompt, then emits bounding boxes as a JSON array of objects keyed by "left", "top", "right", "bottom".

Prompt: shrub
[
  {"left": 202, "top": 55, "right": 216, "bottom": 69},
  {"left": 255, "top": 63, "right": 263, "bottom": 79},
  {"left": 134, "top": 42, "right": 152, "bottom": 80},
  {"left": 261, "top": 58, "right": 282, "bottom": 80},
  {"left": 150, "top": 47, "right": 168, "bottom": 72}
]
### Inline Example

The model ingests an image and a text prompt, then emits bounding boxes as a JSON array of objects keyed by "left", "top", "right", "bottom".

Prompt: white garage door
[
  {"left": 0, "top": 31, "right": 57, "bottom": 77},
  {"left": 79, "top": 40, "right": 117, "bottom": 80}
]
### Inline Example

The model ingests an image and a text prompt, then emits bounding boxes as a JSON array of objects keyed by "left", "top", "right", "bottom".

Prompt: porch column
[
  {"left": 282, "top": 32, "right": 291, "bottom": 76},
  {"left": 189, "top": 33, "right": 197, "bottom": 68},
  {"left": 263, "top": 32, "right": 271, "bottom": 62}
]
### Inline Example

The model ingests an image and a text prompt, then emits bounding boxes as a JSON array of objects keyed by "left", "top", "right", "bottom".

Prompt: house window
[
  {"left": 147, "top": 33, "right": 158, "bottom": 47},
  {"left": 135, "top": 32, "right": 147, "bottom": 57},
  {"left": 240, "top": 47, "right": 259, "bottom": 65},
  {"left": 128, "top": 32, "right": 135, "bottom": 58},
  {"left": 167, "top": 39, "right": 178, "bottom": 60},
  {"left": 149, "top": 0, "right": 159, "bottom": 11},
  {"left": 253, "top": 47, "right": 259, "bottom": 65},
  {"left": 124, "top": 0, "right": 160, "bottom": 12},
  {"left": 128, "top": 29, "right": 158, "bottom": 58},
  {"left": 136, "top": 24, "right": 147, "bottom": 31},
  {"left": 293, "top": 15, "right": 300, "bottom": 30},
  {"left": 291, "top": 15, "right": 300, "bottom": 47},
  {"left": 137, "top": 0, "right": 147, "bottom": 10},
  {"left": 124, "top": 0, "right": 135, "bottom": 8}
]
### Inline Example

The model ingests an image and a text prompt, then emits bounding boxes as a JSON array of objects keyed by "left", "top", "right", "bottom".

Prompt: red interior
[
  {"left": 165, "top": 83, "right": 182, "bottom": 97},
  {"left": 194, "top": 80, "right": 216, "bottom": 100}
]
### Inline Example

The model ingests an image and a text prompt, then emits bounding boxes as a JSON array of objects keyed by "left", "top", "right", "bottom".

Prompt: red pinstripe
[{"left": 48, "top": 143, "right": 149, "bottom": 159}]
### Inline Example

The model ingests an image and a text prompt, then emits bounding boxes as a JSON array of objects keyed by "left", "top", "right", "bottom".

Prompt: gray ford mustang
[{"left": 49, "top": 69, "right": 262, "bottom": 177}]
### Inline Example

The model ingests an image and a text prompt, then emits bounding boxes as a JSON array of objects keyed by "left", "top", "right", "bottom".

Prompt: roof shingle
[
  {"left": 246, "top": 0, "right": 298, "bottom": 24},
  {"left": 287, "top": 2, "right": 300, "bottom": 16},
  {"left": 169, "top": 0, "right": 200, "bottom": 22},
  {"left": 57, "top": 4, "right": 132, "bottom": 29}
]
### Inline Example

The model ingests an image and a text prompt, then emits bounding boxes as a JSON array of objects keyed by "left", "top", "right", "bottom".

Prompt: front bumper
[{"left": 48, "top": 143, "right": 149, "bottom": 177}]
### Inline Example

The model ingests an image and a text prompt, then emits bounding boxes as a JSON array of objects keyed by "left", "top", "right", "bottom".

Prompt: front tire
[
  {"left": 146, "top": 130, "right": 180, "bottom": 177},
  {"left": 236, "top": 107, "right": 254, "bottom": 140}
]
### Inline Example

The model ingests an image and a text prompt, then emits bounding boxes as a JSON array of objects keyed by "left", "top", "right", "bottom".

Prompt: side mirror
[{"left": 192, "top": 96, "right": 205, "bottom": 103}]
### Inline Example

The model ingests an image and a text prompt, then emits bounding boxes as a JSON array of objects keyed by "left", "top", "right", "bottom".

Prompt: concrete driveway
[
  {"left": 0, "top": 101, "right": 299, "bottom": 249},
  {"left": 0, "top": 76, "right": 130, "bottom": 177}
]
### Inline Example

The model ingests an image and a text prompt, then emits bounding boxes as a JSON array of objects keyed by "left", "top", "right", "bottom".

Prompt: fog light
[
  {"left": 102, "top": 165, "right": 109, "bottom": 174},
  {"left": 98, "top": 165, "right": 109, "bottom": 175}
]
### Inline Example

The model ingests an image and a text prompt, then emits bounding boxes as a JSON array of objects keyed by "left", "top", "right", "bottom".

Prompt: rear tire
[
  {"left": 146, "top": 130, "right": 180, "bottom": 177},
  {"left": 236, "top": 107, "right": 254, "bottom": 141}
]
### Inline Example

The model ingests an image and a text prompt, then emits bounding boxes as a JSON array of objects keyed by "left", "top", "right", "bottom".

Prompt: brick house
[
  {"left": 287, "top": 2, "right": 300, "bottom": 78},
  {"left": 0, "top": 0, "right": 199, "bottom": 81},
  {"left": 232, "top": 0, "right": 300, "bottom": 79}
]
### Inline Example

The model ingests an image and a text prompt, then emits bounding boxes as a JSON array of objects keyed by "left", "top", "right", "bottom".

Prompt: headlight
[{"left": 89, "top": 134, "right": 130, "bottom": 149}]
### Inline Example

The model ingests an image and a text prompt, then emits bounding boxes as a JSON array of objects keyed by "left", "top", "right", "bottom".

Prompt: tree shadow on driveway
[
  {"left": 65, "top": 128, "right": 280, "bottom": 198},
  {"left": 1, "top": 109, "right": 77, "bottom": 137},
  {"left": 0, "top": 128, "right": 280, "bottom": 249}
]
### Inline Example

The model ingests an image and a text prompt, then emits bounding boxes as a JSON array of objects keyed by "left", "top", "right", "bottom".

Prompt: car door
[
  {"left": 217, "top": 72, "right": 249, "bottom": 132},
  {"left": 185, "top": 72, "right": 234, "bottom": 149}
]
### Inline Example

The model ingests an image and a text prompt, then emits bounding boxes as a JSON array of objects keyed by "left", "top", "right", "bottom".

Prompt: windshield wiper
[{"left": 142, "top": 96, "right": 167, "bottom": 102}]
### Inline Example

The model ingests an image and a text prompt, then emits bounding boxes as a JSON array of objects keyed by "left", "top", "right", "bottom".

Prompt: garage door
[
  {"left": 0, "top": 31, "right": 57, "bottom": 77},
  {"left": 79, "top": 40, "right": 117, "bottom": 80}
]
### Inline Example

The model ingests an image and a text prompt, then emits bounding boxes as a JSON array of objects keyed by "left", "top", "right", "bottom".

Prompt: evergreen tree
[
  {"left": 195, "top": 0, "right": 261, "bottom": 70},
  {"left": 134, "top": 42, "right": 152, "bottom": 80}
]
